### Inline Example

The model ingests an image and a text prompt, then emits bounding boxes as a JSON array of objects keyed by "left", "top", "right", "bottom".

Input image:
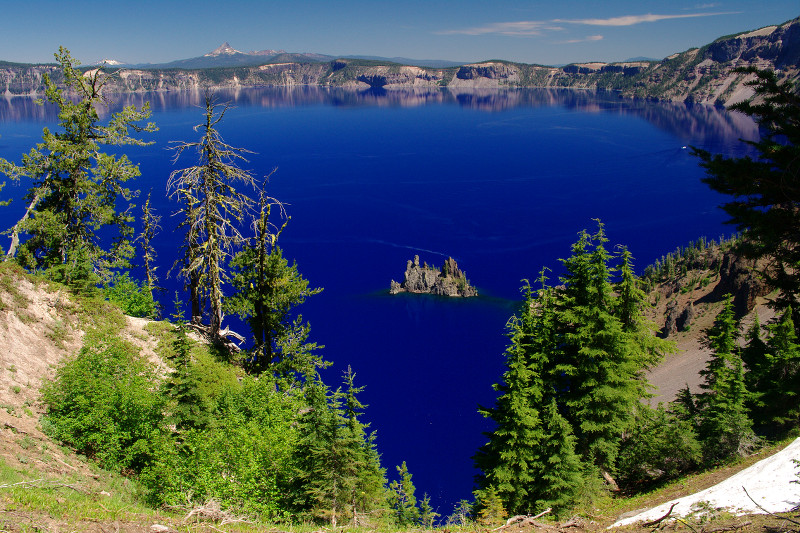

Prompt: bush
[
  {"left": 141, "top": 376, "right": 302, "bottom": 519},
  {"left": 616, "top": 404, "right": 701, "bottom": 488},
  {"left": 41, "top": 331, "right": 165, "bottom": 473},
  {"left": 102, "top": 271, "right": 158, "bottom": 318}
]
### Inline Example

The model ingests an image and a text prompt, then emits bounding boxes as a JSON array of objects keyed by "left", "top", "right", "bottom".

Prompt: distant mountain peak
[
  {"left": 93, "top": 58, "right": 125, "bottom": 66},
  {"left": 205, "top": 42, "right": 242, "bottom": 57},
  {"left": 248, "top": 48, "right": 286, "bottom": 56}
]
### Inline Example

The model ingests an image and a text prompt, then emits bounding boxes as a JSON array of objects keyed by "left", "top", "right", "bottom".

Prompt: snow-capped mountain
[
  {"left": 93, "top": 58, "right": 126, "bottom": 66},
  {"left": 204, "top": 42, "right": 242, "bottom": 57}
]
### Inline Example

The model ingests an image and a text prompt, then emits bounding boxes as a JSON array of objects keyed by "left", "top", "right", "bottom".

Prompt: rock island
[{"left": 389, "top": 255, "right": 478, "bottom": 297}]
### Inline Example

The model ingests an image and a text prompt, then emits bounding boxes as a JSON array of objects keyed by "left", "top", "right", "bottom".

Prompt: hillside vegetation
[{"left": 0, "top": 229, "right": 797, "bottom": 532}]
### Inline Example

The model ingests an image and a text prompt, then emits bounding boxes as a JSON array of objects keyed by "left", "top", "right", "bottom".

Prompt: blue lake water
[{"left": 0, "top": 87, "right": 759, "bottom": 514}]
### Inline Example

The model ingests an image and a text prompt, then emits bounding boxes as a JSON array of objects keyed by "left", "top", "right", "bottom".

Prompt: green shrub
[
  {"left": 41, "top": 331, "right": 165, "bottom": 473},
  {"left": 102, "top": 272, "right": 158, "bottom": 318},
  {"left": 616, "top": 404, "right": 701, "bottom": 488},
  {"left": 141, "top": 376, "right": 302, "bottom": 519}
]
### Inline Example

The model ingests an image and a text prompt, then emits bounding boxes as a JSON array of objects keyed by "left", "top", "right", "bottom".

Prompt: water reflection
[{"left": 0, "top": 86, "right": 758, "bottom": 145}]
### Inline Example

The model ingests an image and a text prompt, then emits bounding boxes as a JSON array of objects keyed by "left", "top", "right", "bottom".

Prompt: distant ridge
[
  {"left": 99, "top": 43, "right": 463, "bottom": 70},
  {"left": 1, "top": 18, "right": 798, "bottom": 105}
]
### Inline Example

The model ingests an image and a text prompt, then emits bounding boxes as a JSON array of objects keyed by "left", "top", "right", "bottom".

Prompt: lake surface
[{"left": 0, "top": 87, "right": 759, "bottom": 514}]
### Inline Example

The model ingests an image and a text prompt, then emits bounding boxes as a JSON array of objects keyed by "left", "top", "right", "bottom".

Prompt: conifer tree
[
  {"left": 292, "top": 378, "right": 343, "bottom": 523},
  {"left": 0, "top": 47, "right": 155, "bottom": 285},
  {"left": 292, "top": 372, "right": 385, "bottom": 525},
  {"left": 138, "top": 191, "right": 162, "bottom": 304},
  {"left": 339, "top": 367, "right": 386, "bottom": 522},
  {"left": 226, "top": 189, "right": 323, "bottom": 380},
  {"left": 475, "top": 280, "right": 547, "bottom": 514},
  {"left": 555, "top": 223, "right": 641, "bottom": 479},
  {"left": 694, "top": 68, "right": 800, "bottom": 315},
  {"left": 530, "top": 398, "right": 584, "bottom": 513},
  {"left": 476, "top": 486, "right": 507, "bottom": 527},
  {"left": 756, "top": 308, "right": 800, "bottom": 433},
  {"left": 698, "top": 295, "right": 755, "bottom": 462},
  {"left": 388, "top": 461, "right": 419, "bottom": 526},
  {"left": 164, "top": 300, "right": 209, "bottom": 432},
  {"left": 167, "top": 93, "right": 255, "bottom": 338},
  {"left": 616, "top": 246, "right": 670, "bottom": 373},
  {"left": 419, "top": 493, "right": 440, "bottom": 528},
  {"left": 476, "top": 274, "right": 582, "bottom": 515}
]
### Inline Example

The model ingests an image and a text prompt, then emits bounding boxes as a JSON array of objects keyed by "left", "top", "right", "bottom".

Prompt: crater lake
[{"left": 0, "top": 87, "right": 759, "bottom": 515}]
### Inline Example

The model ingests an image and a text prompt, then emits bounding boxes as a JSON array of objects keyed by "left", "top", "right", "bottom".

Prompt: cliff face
[
  {"left": 390, "top": 255, "right": 478, "bottom": 297},
  {"left": 614, "top": 19, "right": 800, "bottom": 105},
  {"left": 2, "top": 17, "right": 797, "bottom": 104}
]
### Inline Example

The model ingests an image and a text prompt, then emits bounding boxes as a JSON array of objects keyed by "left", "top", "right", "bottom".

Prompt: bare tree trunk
[
  {"left": 602, "top": 469, "right": 620, "bottom": 491},
  {"left": 6, "top": 188, "right": 45, "bottom": 260}
]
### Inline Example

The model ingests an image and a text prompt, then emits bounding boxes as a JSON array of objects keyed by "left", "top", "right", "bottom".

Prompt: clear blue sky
[{"left": 3, "top": 1, "right": 798, "bottom": 66}]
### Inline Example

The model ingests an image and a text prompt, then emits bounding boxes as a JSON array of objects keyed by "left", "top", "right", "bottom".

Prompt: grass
[
  {"left": 0, "top": 453, "right": 162, "bottom": 531},
  {"left": 0, "top": 261, "right": 31, "bottom": 309}
]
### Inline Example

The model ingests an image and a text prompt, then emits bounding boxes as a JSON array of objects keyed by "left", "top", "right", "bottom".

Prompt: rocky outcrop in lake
[{"left": 390, "top": 255, "right": 477, "bottom": 297}]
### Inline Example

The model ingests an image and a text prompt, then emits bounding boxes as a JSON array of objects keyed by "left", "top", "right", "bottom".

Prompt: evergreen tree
[
  {"left": 476, "top": 274, "right": 583, "bottom": 515},
  {"left": 555, "top": 223, "right": 642, "bottom": 479},
  {"left": 616, "top": 246, "right": 671, "bottom": 373},
  {"left": 388, "top": 461, "right": 419, "bottom": 526},
  {"left": 164, "top": 299, "right": 209, "bottom": 432},
  {"left": 617, "top": 404, "right": 701, "bottom": 485},
  {"left": 475, "top": 280, "right": 549, "bottom": 514},
  {"left": 137, "top": 190, "right": 162, "bottom": 315},
  {"left": 226, "top": 189, "right": 323, "bottom": 380},
  {"left": 476, "top": 485, "right": 506, "bottom": 527},
  {"left": 419, "top": 493, "right": 440, "bottom": 528},
  {"left": 167, "top": 93, "right": 255, "bottom": 338},
  {"left": 756, "top": 308, "right": 800, "bottom": 434},
  {"left": 292, "top": 372, "right": 385, "bottom": 526},
  {"left": 0, "top": 48, "right": 155, "bottom": 285},
  {"left": 292, "top": 378, "right": 343, "bottom": 524},
  {"left": 339, "top": 367, "right": 386, "bottom": 522},
  {"left": 529, "top": 398, "right": 584, "bottom": 514},
  {"left": 698, "top": 295, "right": 755, "bottom": 462},
  {"left": 694, "top": 68, "right": 800, "bottom": 315}
]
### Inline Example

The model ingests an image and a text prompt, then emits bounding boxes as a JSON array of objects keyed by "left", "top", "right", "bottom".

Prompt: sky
[{"left": 2, "top": 1, "right": 798, "bottom": 66}]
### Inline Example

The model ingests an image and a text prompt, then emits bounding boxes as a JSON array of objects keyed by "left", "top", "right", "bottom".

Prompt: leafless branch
[
  {"left": 642, "top": 503, "right": 678, "bottom": 527},
  {"left": 742, "top": 485, "right": 800, "bottom": 526}
]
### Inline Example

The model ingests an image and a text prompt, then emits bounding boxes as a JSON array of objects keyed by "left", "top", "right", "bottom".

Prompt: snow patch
[
  {"left": 612, "top": 438, "right": 800, "bottom": 527},
  {"left": 737, "top": 26, "right": 777, "bottom": 39}
]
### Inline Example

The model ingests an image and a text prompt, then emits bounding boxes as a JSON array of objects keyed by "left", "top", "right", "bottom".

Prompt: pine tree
[
  {"left": 139, "top": 192, "right": 161, "bottom": 292},
  {"left": 419, "top": 493, "right": 440, "bottom": 528},
  {"left": 530, "top": 398, "right": 584, "bottom": 514},
  {"left": 694, "top": 68, "right": 800, "bottom": 315},
  {"left": 698, "top": 294, "right": 755, "bottom": 462},
  {"left": 616, "top": 246, "right": 671, "bottom": 373},
  {"left": 225, "top": 188, "right": 323, "bottom": 380},
  {"left": 0, "top": 47, "right": 155, "bottom": 285},
  {"left": 164, "top": 296, "right": 209, "bottom": 432},
  {"left": 757, "top": 308, "right": 800, "bottom": 434},
  {"left": 338, "top": 367, "right": 386, "bottom": 523},
  {"left": 475, "top": 280, "right": 549, "bottom": 514},
  {"left": 167, "top": 93, "right": 256, "bottom": 338},
  {"left": 137, "top": 190, "right": 162, "bottom": 316},
  {"left": 292, "top": 371, "right": 385, "bottom": 526},
  {"left": 388, "top": 461, "right": 419, "bottom": 526},
  {"left": 292, "top": 378, "right": 343, "bottom": 524},
  {"left": 555, "top": 223, "right": 640, "bottom": 478},
  {"left": 476, "top": 274, "right": 583, "bottom": 515},
  {"left": 476, "top": 485, "right": 506, "bottom": 527}
]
